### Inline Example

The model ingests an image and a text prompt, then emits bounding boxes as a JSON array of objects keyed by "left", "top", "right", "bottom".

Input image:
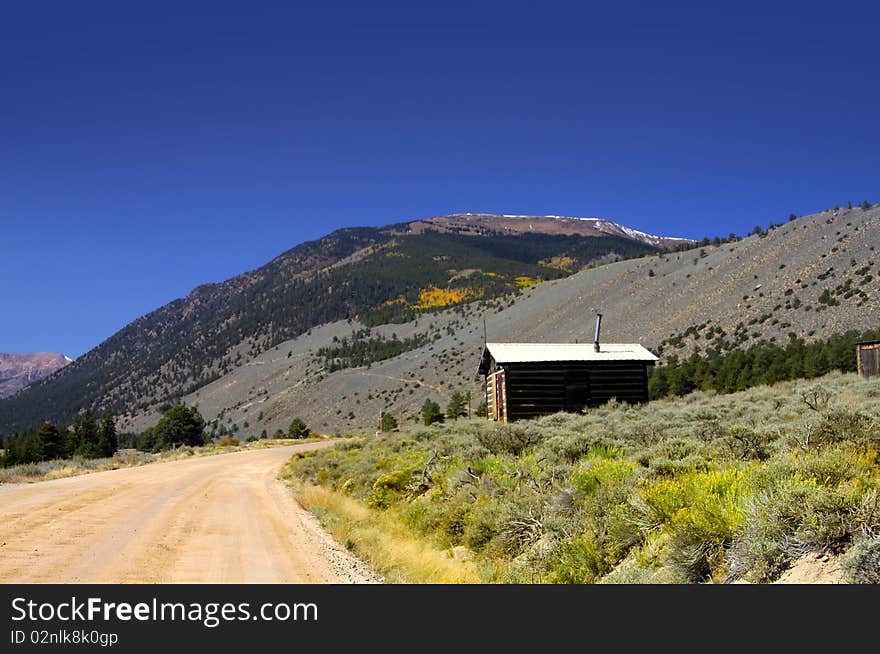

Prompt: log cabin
[{"left": 478, "top": 316, "right": 658, "bottom": 422}]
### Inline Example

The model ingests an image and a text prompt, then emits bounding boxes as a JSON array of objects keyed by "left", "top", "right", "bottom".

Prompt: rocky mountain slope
[
  {"left": 0, "top": 353, "right": 71, "bottom": 399},
  {"left": 0, "top": 215, "right": 671, "bottom": 435},
  {"left": 118, "top": 204, "right": 879, "bottom": 438},
  {"left": 410, "top": 214, "right": 691, "bottom": 247}
]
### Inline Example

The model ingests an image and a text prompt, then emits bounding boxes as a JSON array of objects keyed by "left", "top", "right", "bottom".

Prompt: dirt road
[{"left": 0, "top": 443, "right": 379, "bottom": 583}]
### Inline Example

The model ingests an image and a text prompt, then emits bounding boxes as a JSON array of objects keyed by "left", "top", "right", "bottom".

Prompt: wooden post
[{"left": 501, "top": 370, "right": 508, "bottom": 423}]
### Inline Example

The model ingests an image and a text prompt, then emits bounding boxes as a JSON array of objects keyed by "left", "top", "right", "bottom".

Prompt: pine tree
[
  {"left": 288, "top": 418, "right": 310, "bottom": 439},
  {"left": 379, "top": 412, "right": 398, "bottom": 432},
  {"left": 152, "top": 405, "right": 207, "bottom": 447},
  {"left": 37, "top": 421, "right": 64, "bottom": 460},
  {"left": 421, "top": 399, "right": 444, "bottom": 425},
  {"left": 73, "top": 409, "right": 100, "bottom": 458},
  {"left": 445, "top": 391, "right": 467, "bottom": 420},
  {"left": 97, "top": 414, "right": 118, "bottom": 458}
]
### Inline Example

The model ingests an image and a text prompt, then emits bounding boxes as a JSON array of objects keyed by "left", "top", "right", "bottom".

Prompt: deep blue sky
[{"left": 2, "top": 2, "right": 878, "bottom": 358}]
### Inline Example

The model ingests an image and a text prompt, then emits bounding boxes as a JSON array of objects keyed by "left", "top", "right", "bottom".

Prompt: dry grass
[{"left": 291, "top": 482, "right": 480, "bottom": 584}]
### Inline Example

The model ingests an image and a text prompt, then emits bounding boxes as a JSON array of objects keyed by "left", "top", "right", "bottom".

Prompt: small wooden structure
[
  {"left": 857, "top": 341, "right": 880, "bottom": 378},
  {"left": 478, "top": 341, "right": 658, "bottom": 422}
]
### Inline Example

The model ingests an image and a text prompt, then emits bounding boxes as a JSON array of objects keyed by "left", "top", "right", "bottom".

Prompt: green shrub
[
  {"left": 728, "top": 477, "right": 879, "bottom": 582},
  {"left": 842, "top": 538, "right": 880, "bottom": 584},
  {"left": 476, "top": 424, "right": 545, "bottom": 456},
  {"left": 642, "top": 470, "right": 748, "bottom": 581},
  {"left": 400, "top": 494, "right": 447, "bottom": 534},
  {"left": 648, "top": 455, "right": 712, "bottom": 477},
  {"left": 634, "top": 439, "right": 714, "bottom": 476},
  {"left": 543, "top": 533, "right": 610, "bottom": 584},
  {"left": 539, "top": 431, "right": 620, "bottom": 465},
  {"left": 463, "top": 501, "right": 503, "bottom": 551},
  {"left": 599, "top": 564, "right": 657, "bottom": 584},
  {"left": 720, "top": 425, "right": 775, "bottom": 461},
  {"left": 288, "top": 418, "right": 310, "bottom": 439},
  {"left": 439, "top": 496, "right": 473, "bottom": 541},
  {"left": 570, "top": 456, "right": 632, "bottom": 497},
  {"left": 794, "top": 449, "right": 875, "bottom": 488},
  {"left": 753, "top": 448, "right": 876, "bottom": 490},
  {"left": 791, "top": 409, "right": 879, "bottom": 451},
  {"left": 368, "top": 469, "right": 413, "bottom": 509},
  {"left": 469, "top": 454, "right": 508, "bottom": 478}
]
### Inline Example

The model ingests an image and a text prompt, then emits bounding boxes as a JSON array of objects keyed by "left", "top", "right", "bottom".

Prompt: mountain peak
[
  {"left": 0, "top": 352, "right": 72, "bottom": 399},
  {"left": 409, "top": 213, "right": 692, "bottom": 247}
]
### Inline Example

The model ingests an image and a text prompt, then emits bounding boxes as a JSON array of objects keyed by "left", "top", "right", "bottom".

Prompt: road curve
[{"left": 0, "top": 443, "right": 373, "bottom": 583}]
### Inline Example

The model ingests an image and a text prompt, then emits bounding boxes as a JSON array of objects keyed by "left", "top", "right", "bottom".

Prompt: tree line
[
  {"left": 648, "top": 329, "right": 880, "bottom": 399},
  {"left": 0, "top": 409, "right": 117, "bottom": 467},
  {"left": 0, "top": 404, "right": 208, "bottom": 466},
  {"left": 420, "top": 390, "right": 487, "bottom": 426},
  {"left": 317, "top": 331, "right": 432, "bottom": 371}
]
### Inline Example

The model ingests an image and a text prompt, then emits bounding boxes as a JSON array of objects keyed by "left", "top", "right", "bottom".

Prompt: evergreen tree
[
  {"left": 421, "top": 399, "right": 444, "bottom": 425},
  {"left": 445, "top": 391, "right": 467, "bottom": 420},
  {"left": 72, "top": 409, "right": 100, "bottom": 458},
  {"left": 145, "top": 405, "right": 207, "bottom": 450},
  {"left": 136, "top": 428, "right": 159, "bottom": 453},
  {"left": 97, "top": 414, "right": 118, "bottom": 458},
  {"left": 37, "top": 421, "right": 64, "bottom": 460},
  {"left": 1, "top": 432, "right": 43, "bottom": 466},
  {"left": 288, "top": 418, "right": 310, "bottom": 439},
  {"left": 379, "top": 412, "right": 398, "bottom": 432}
]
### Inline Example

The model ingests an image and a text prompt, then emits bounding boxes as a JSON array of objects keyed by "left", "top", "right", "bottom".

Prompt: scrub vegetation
[{"left": 285, "top": 371, "right": 880, "bottom": 583}]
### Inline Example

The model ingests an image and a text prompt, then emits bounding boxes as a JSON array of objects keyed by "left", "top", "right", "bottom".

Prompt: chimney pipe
[{"left": 593, "top": 313, "right": 602, "bottom": 352}]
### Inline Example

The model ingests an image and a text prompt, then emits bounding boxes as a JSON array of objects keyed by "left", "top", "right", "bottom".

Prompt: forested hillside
[{"left": 0, "top": 217, "right": 659, "bottom": 435}]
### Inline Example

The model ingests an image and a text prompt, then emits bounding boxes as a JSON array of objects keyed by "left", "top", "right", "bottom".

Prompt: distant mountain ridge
[
  {"left": 0, "top": 213, "right": 673, "bottom": 434},
  {"left": 409, "top": 214, "right": 690, "bottom": 247},
  {"left": 0, "top": 352, "right": 71, "bottom": 399}
]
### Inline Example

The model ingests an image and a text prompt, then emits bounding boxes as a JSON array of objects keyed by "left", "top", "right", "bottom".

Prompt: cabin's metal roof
[{"left": 479, "top": 342, "right": 658, "bottom": 373}]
